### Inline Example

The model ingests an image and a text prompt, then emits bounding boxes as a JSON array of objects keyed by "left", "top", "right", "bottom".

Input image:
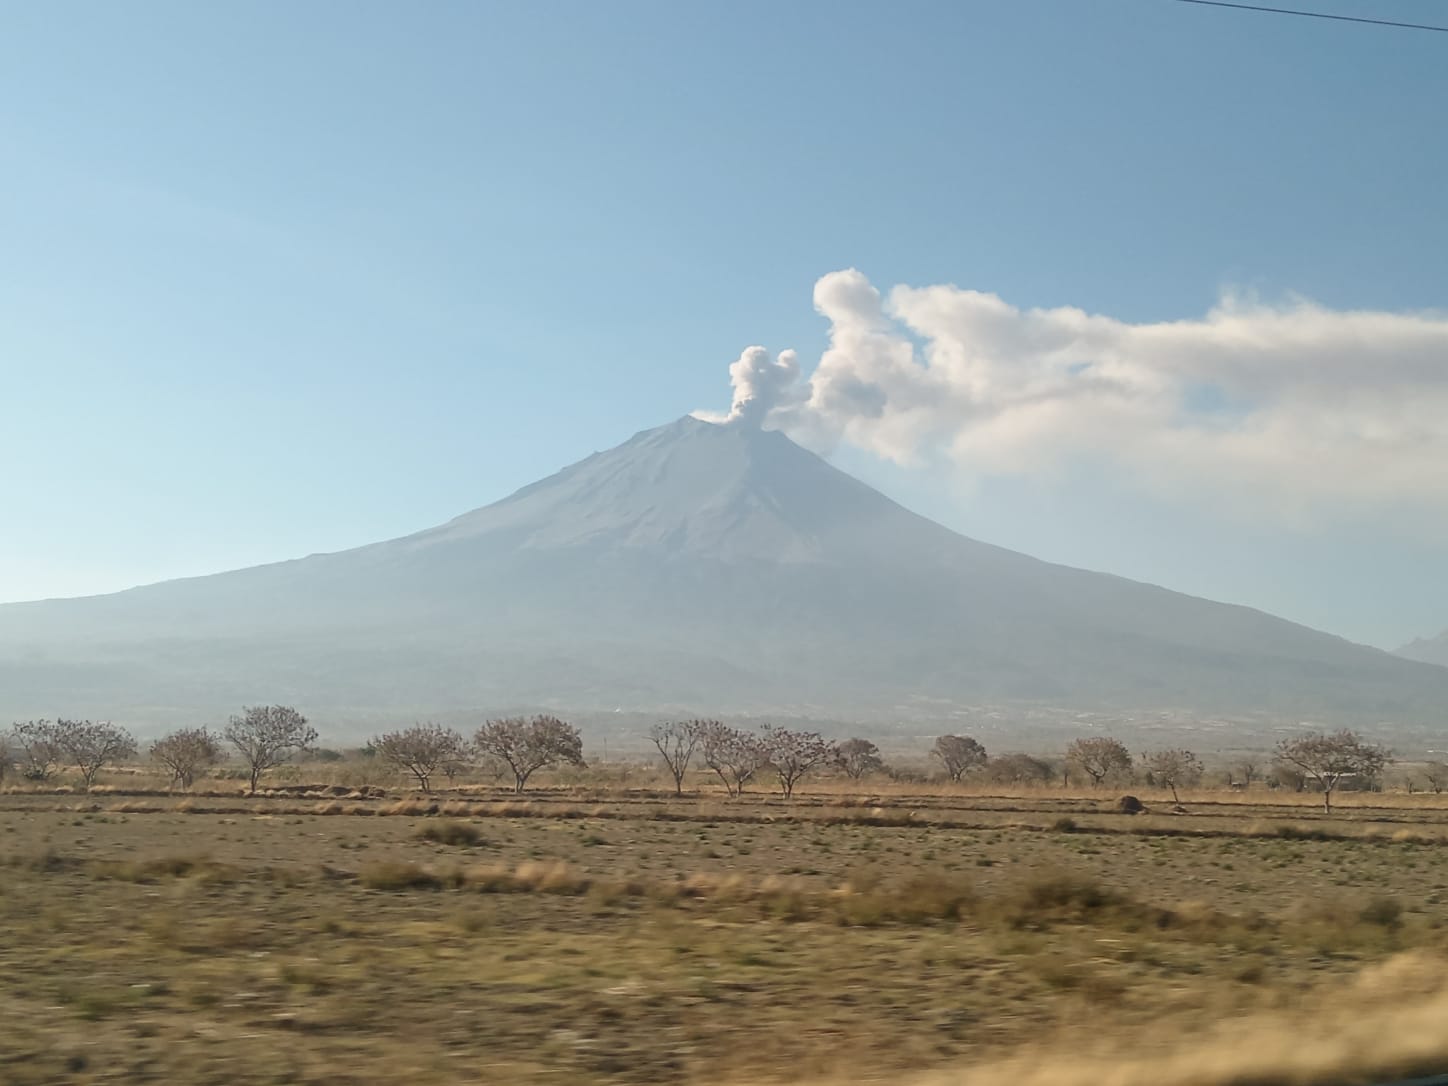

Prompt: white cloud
[{"left": 742, "top": 269, "right": 1448, "bottom": 524}]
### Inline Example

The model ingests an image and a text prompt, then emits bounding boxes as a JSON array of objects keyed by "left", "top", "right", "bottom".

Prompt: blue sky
[{"left": 3, "top": 0, "right": 1446, "bottom": 649}]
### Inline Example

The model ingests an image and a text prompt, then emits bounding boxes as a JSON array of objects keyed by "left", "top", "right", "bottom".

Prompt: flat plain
[{"left": 4, "top": 778, "right": 1448, "bottom": 1085}]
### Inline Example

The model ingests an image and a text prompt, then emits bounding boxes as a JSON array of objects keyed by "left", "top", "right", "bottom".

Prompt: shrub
[
  {"left": 1000, "top": 874, "right": 1159, "bottom": 930},
  {"left": 1272, "top": 824, "right": 1337, "bottom": 842},
  {"left": 1360, "top": 896, "right": 1404, "bottom": 930},
  {"left": 891, "top": 874, "right": 977, "bottom": 922},
  {"left": 359, "top": 861, "right": 447, "bottom": 891},
  {"left": 418, "top": 821, "right": 487, "bottom": 847}
]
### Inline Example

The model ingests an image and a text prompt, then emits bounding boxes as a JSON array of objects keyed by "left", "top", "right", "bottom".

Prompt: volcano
[{"left": 3, "top": 416, "right": 1446, "bottom": 730}]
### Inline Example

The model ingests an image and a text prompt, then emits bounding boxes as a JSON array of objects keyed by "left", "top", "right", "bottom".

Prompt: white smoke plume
[
  {"left": 717, "top": 268, "right": 1448, "bottom": 525},
  {"left": 722, "top": 345, "right": 802, "bottom": 426},
  {"left": 695, "top": 346, "right": 799, "bottom": 426}
]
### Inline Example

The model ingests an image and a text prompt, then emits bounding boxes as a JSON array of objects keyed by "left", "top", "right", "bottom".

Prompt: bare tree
[
  {"left": 1066, "top": 737, "right": 1133, "bottom": 787},
  {"left": 9, "top": 721, "right": 64, "bottom": 782},
  {"left": 1235, "top": 758, "right": 1262, "bottom": 788},
  {"left": 374, "top": 724, "right": 466, "bottom": 792},
  {"left": 224, "top": 705, "right": 317, "bottom": 795},
  {"left": 150, "top": 727, "right": 223, "bottom": 790},
  {"left": 439, "top": 749, "right": 471, "bottom": 785},
  {"left": 1275, "top": 730, "right": 1390, "bottom": 814},
  {"left": 698, "top": 722, "right": 768, "bottom": 797},
  {"left": 472, "top": 752, "right": 511, "bottom": 785},
  {"left": 1140, "top": 748, "right": 1203, "bottom": 803},
  {"left": 837, "top": 738, "right": 885, "bottom": 780},
  {"left": 761, "top": 726, "right": 838, "bottom": 799},
  {"left": 46, "top": 720, "right": 136, "bottom": 790},
  {"left": 1424, "top": 761, "right": 1448, "bottom": 795},
  {"left": 986, "top": 752, "right": 1054, "bottom": 785},
  {"left": 1269, "top": 762, "right": 1307, "bottom": 792},
  {"left": 18, "top": 724, "right": 136, "bottom": 793},
  {"left": 932, "top": 735, "right": 988, "bottom": 783},
  {"left": 650, "top": 720, "right": 703, "bottom": 795},
  {"left": 474, "top": 715, "right": 584, "bottom": 793}
]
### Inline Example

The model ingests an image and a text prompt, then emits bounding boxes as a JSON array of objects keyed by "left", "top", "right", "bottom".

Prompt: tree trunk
[{"left": 248, "top": 766, "right": 260, "bottom": 795}]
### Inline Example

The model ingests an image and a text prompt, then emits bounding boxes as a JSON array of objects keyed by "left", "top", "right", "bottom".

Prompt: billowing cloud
[{"left": 722, "top": 268, "right": 1448, "bottom": 524}]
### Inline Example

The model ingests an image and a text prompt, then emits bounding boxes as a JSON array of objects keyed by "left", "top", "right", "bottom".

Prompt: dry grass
[
  {"left": 878, "top": 954, "right": 1448, "bottom": 1086},
  {"left": 2, "top": 776, "right": 1443, "bottom": 1086}
]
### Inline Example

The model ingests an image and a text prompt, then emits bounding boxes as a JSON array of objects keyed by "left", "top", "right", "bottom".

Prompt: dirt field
[{"left": 3, "top": 781, "right": 1447, "bottom": 1085}]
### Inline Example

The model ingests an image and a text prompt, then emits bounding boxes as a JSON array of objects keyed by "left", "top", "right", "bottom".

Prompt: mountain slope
[
  {"left": 1398, "top": 632, "right": 1448, "bottom": 668},
  {"left": 3, "top": 416, "right": 1446, "bottom": 727}
]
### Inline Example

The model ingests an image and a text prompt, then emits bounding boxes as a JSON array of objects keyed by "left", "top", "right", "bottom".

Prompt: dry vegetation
[{"left": 2, "top": 760, "right": 1446, "bottom": 1085}]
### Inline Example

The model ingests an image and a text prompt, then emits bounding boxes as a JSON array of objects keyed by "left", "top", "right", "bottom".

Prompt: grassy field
[{"left": 3, "top": 778, "right": 1447, "bottom": 1085}]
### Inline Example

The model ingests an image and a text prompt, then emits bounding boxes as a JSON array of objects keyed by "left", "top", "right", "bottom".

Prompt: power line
[{"left": 1169, "top": 0, "right": 1448, "bottom": 33}]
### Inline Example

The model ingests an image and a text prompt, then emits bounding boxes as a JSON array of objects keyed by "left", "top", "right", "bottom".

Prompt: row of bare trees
[
  {"left": 649, "top": 720, "right": 839, "bottom": 798},
  {"left": 3, "top": 708, "right": 1399, "bottom": 813},
  {"left": 2, "top": 706, "right": 316, "bottom": 794},
  {"left": 1055, "top": 731, "right": 1390, "bottom": 812},
  {"left": 3, "top": 707, "right": 582, "bottom": 796},
  {"left": 886, "top": 734, "right": 1179, "bottom": 793},
  {"left": 2, "top": 719, "right": 138, "bottom": 788},
  {"left": 373, "top": 716, "right": 585, "bottom": 793},
  {"left": 639, "top": 726, "right": 1389, "bottom": 811},
  {"left": 145, "top": 706, "right": 319, "bottom": 794}
]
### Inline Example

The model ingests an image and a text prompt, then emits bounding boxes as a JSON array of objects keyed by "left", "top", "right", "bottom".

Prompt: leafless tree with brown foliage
[
  {"left": 1269, "top": 762, "right": 1307, "bottom": 792},
  {"left": 439, "top": 750, "right": 471, "bottom": 785},
  {"left": 986, "top": 752, "right": 1054, "bottom": 785},
  {"left": 1140, "top": 748, "right": 1203, "bottom": 803},
  {"left": 761, "top": 725, "right": 838, "bottom": 798},
  {"left": 932, "top": 735, "right": 988, "bottom": 783},
  {"left": 1066, "top": 736, "right": 1133, "bottom": 787},
  {"left": 1424, "top": 762, "right": 1448, "bottom": 795},
  {"left": 224, "top": 705, "right": 317, "bottom": 795},
  {"left": 836, "top": 738, "right": 885, "bottom": 780},
  {"left": 9, "top": 721, "right": 64, "bottom": 782},
  {"left": 697, "top": 721, "right": 768, "bottom": 797},
  {"left": 374, "top": 723, "right": 467, "bottom": 793},
  {"left": 649, "top": 720, "right": 704, "bottom": 795},
  {"left": 48, "top": 719, "right": 136, "bottom": 790},
  {"left": 150, "top": 727, "right": 223, "bottom": 790},
  {"left": 474, "top": 715, "right": 584, "bottom": 794},
  {"left": 1275, "top": 729, "right": 1390, "bottom": 813}
]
